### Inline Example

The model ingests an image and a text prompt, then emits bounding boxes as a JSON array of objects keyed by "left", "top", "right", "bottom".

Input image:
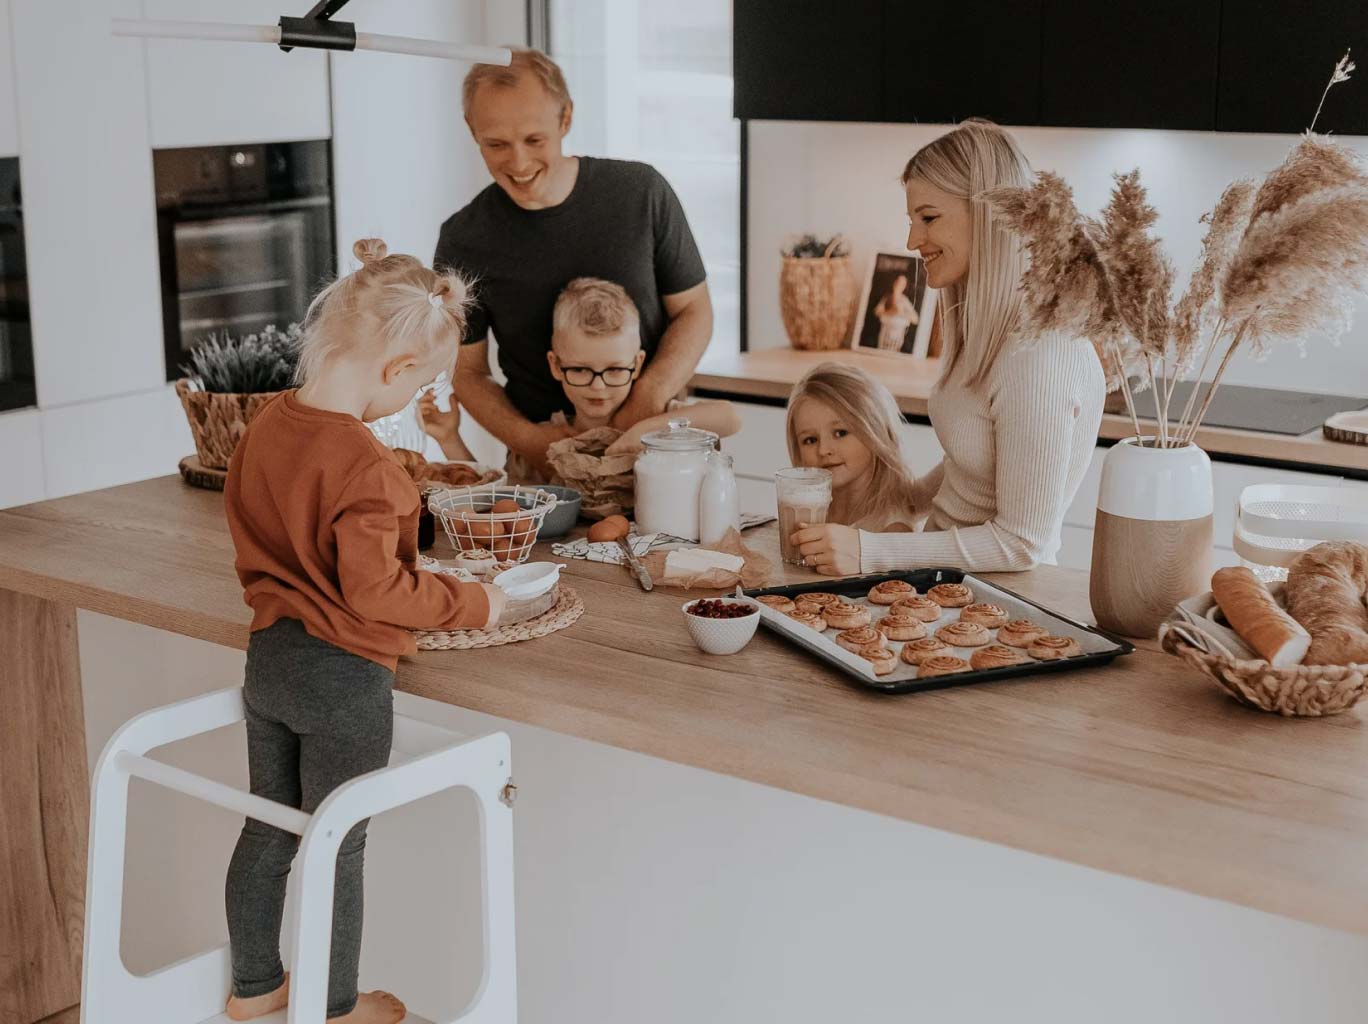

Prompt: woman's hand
[
  {"left": 791, "top": 523, "right": 862, "bottom": 576},
  {"left": 417, "top": 391, "right": 461, "bottom": 447}
]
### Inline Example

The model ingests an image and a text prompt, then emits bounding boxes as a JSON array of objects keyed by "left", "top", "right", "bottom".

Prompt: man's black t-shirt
[{"left": 433, "top": 157, "right": 707, "bottom": 424}]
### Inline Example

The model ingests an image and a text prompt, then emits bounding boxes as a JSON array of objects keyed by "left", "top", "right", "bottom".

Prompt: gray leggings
[{"left": 225, "top": 617, "right": 394, "bottom": 1017}]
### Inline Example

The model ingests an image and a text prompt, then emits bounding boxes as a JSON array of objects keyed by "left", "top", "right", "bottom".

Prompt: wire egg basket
[{"left": 427, "top": 485, "right": 558, "bottom": 565}]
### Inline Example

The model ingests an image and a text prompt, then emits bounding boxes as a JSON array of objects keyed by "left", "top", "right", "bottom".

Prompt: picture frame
[{"left": 851, "top": 251, "right": 940, "bottom": 357}]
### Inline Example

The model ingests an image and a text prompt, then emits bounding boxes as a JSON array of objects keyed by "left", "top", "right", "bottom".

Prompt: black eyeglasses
[{"left": 559, "top": 365, "right": 635, "bottom": 387}]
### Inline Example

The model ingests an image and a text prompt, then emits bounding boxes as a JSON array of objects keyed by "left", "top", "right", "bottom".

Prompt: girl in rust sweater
[{"left": 222, "top": 238, "right": 501, "bottom": 1023}]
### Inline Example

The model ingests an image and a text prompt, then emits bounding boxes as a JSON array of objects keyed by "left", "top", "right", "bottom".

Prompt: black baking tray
[{"left": 744, "top": 568, "right": 1136, "bottom": 695}]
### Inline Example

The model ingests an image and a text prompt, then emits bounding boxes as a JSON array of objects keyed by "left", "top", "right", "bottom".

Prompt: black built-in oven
[
  {"left": 154, "top": 140, "right": 335, "bottom": 381},
  {"left": 0, "top": 157, "right": 34, "bottom": 412}
]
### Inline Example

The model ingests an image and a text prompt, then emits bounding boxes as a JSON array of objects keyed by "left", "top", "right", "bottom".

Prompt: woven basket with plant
[
  {"left": 779, "top": 234, "right": 858, "bottom": 351},
  {"left": 176, "top": 324, "right": 301, "bottom": 470}
]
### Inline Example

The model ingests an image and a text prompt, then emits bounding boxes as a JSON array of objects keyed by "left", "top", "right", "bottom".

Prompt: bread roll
[
  {"left": 1211, "top": 566, "right": 1309, "bottom": 667},
  {"left": 1283, "top": 541, "right": 1368, "bottom": 666}
]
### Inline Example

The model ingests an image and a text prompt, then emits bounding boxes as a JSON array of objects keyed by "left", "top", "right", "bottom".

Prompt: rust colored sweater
[{"left": 225, "top": 391, "right": 490, "bottom": 669}]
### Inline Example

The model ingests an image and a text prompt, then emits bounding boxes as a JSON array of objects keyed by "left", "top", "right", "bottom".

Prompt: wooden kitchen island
[{"left": 5, "top": 476, "right": 1368, "bottom": 1022}]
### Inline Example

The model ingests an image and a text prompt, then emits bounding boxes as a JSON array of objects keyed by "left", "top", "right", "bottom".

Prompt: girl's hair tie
[{"left": 428, "top": 292, "right": 444, "bottom": 308}]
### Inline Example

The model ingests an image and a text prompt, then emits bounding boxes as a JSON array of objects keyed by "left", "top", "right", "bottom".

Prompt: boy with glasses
[{"left": 420, "top": 278, "right": 738, "bottom": 481}]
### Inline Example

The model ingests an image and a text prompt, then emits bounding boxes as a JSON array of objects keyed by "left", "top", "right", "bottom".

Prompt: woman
[
  {"left": 873, "top": 273, "right": 918, "bottom": 351},
  {"left": 793, "top": 120, "right": 1105, "bottom": 575}
]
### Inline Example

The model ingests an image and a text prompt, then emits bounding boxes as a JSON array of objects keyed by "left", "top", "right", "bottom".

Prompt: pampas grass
[{"left": 983, "top": 51, "right": 1364, "bottom": 448}]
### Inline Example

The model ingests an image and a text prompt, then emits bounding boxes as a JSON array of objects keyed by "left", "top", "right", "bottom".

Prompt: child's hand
[
  {"left": 418, "top": 391, "right": 461, "bottom": 447},
  {"left": 605, "top": 426, "right": 646, "bottom": 456},
  {"left": 790, "top": 523, "right": 862, "bottom": 576},
  {"left": 479, "top": 582, "right": 507, "bottom": 629}
]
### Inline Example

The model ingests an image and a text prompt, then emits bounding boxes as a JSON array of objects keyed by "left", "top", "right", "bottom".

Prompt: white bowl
[
  {"left": 681, "top": 597, "right": 761, "bottom": 655},
  {"left": 492, "top": 561, "right": 562, "bottom": 600}
]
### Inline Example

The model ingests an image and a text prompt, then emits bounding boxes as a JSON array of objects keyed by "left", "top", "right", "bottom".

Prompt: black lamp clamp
[{"left": 279, "top": 0, "right": 357, "bottom": 53}]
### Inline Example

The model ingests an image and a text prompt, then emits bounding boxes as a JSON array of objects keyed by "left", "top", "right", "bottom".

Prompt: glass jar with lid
[{"left": 634, "top": 417, "right": 719, "bottom": 540}]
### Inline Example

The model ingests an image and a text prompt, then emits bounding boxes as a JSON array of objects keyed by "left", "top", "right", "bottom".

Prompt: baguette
[{"left": 1211, "top": 566, "right": 1309, "bottom": 667}]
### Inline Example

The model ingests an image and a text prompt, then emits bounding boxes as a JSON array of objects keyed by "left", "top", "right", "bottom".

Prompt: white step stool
[{"left": 80, "top": 686, "right": 517, "bottom": 1024}]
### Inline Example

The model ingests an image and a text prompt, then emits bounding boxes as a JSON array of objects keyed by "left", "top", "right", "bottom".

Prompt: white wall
[
  {"left": 747, "top": 121, "right": 1368, "bottom": 395},
  {"left": 81, "top": 611, "right": 1368, "bottom": 1024}
]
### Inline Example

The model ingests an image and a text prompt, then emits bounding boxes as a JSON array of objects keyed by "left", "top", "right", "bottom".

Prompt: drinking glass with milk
[{"left": 775, "top": 467, "right": 833, "bottom": 566}]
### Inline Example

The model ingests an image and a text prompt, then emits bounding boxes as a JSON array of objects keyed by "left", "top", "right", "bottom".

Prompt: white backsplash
[{"left": 747, "top": 120, "right": 1368, "bottom": 396}]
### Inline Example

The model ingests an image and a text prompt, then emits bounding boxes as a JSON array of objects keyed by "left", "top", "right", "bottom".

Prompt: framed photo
[{"left": 851, "top": 251, "right": 939, "bottom": 357}]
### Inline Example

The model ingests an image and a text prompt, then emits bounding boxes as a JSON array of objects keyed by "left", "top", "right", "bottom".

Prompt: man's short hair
[
  {"left": 552, "top": 278, "right": 640, "bottom": 338},
  {"left": 463, "top": 48, "right": 573, "bottom": 120}
]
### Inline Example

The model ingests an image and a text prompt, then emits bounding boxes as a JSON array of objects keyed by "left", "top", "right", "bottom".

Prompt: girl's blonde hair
[
  {"left": 786, "top": 363, "right": 919, "bottom": 528},
  {"left": 295, "top": 238, "right": 472, "bottom": 384},
  {"left": 901, "top": 119, "right": 1031, "bottom": 389}
]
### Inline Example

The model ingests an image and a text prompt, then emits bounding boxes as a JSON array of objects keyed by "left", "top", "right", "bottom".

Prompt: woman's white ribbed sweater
[{"left": 860, "top": 334, "right": 1105, "bottom": 573}]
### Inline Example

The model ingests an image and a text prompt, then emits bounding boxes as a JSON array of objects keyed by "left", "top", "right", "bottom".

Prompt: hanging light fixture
[{"left": 112, "top": 0, "right": 512, "bottom": 65}]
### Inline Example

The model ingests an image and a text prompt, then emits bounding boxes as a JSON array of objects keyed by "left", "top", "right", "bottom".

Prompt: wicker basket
[
  {"left": 1159, "top": 615, "right": 1368, "bottom": 717},
  {"left": 779, "top": 237, "right": 858, "bottom": 351},
  {"left": 175, "top": 379, "right": 281, "bottom": 471}
]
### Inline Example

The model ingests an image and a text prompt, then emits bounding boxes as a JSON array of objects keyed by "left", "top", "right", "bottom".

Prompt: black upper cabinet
[
  {"left": 1218, "top": 0, "right": 1368, "bottom": 134},
  {"left": 1041, "top": 0, "right": 1220, "bottom": 130},
  {"left": 882, "top": 0, "right": 1042, "bottom": 126},
  {"left": 733, "top": 0, "right": 884, "bottom": 121}
]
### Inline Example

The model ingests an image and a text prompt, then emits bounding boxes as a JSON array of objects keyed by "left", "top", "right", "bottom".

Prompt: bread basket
[{"left": 1158, "top": 591, "right": 1368, "bottom": 717}]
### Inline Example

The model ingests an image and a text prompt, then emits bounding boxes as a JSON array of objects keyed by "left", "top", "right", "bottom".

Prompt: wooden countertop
[
  {"left": 692, "top": 347, "right": 1368, "bottom": 476},
  {"left": 5, "top": 476, "right": 1368, "bottom": 935}
]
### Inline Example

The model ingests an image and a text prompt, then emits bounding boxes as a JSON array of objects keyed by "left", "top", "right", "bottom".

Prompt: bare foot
[
  {"left": 226, "top": 974, "right": 290, "bottom": 1020},
  {"left": 332, "top": 991, "right": 407, "bottom": 1023}
]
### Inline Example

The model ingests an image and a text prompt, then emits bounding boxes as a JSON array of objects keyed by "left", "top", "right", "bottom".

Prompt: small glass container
[{"left": 634, "top": 418, "right": 719, "bottom": 541}]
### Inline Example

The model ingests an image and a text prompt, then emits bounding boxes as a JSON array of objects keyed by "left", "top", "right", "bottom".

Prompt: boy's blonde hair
[
  {"left": 463, "top": 48, "right": 573, "bottom": 120},
  {"left": 552, "top": 278, "right": 640, "bottom": 340},
  {"left": 786, "top": 363, "right": 919, "bottom": 528},
  {"left": 901, "top": 119, "right": 1031, "bottom": 389},
  {"left": 295, "top": 238, "right": 471, "bottom": 384}
]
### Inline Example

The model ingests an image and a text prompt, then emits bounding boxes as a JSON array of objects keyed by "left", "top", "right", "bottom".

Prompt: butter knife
[{"left": 617, "top": 537, "right": 653, "bottom": 591}]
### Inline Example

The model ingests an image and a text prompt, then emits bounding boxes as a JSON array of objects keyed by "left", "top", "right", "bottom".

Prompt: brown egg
[
  {"left": 490, "top": 498, "right": 523, "bottom": 515},
  {"left": 462, "top": 511, "right": 505, "bottom": 541},
  {"left": 491, "top": 535, "right": 516, "bottom": 560},
  {"left": 506, "top": 513, "right": 537, "bottom": 546},
  {"left": 587, "top": 515, "right": 630, "bottom": 543}
]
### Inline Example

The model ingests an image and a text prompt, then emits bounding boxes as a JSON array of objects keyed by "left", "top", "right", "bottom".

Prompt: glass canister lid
[{"left": 639, "top": 417, "right": 719, "bottom": 453}]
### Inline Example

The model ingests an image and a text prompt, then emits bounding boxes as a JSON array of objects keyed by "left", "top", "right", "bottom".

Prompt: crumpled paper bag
[
  {"left": 641, "top": 528, "right": 771, "bottom": 590},
  {"left": 545, "top": 426, "right": 638, "bottom": 521}
]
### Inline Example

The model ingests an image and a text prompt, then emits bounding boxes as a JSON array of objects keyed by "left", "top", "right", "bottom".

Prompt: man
[{"left": 431, "top": 48, "right": 713, "bottom": 470}]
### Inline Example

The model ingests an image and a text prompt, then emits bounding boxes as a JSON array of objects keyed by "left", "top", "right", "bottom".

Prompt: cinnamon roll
[
  {"left": 935, "top": 620, "right": 992, "bottom": 647},
  {"left": 787, "top": 610, "right": 828, "bottom": 632},
  {"left": 757, "top": 594, "right": 797, "bottom": 615},
  {"left": 862, "top": 647, "right": 899, "bottom": 676},
  {"left": 916, "top": 655, "right": 973, "bottom": 678},
  {"left": 823, "top": 601, "right": 872, "bottom": 630},
  {"left": 969, "top": 644, "right": 1031, "bottom": 670},
  {"left": 959, "top": 603, "right": 1009, "bottom": 629},
  {"left": 876, "top": 612, "right": 927, "bottom": 642},
  {"left": 1027, "top": 635, "right": 1083, "bottom": 661},
  {"left": 836, "top": 626, "right": 886, "bottom": 656},
  {"left": 996, "top": 619, "right": 1047, "bottom": 648},
  {"left": 928, "top": 582, "right": 974, "bottom": 608},
  {"left": 793, "top": 591, "right": 842, "bottom": 613},
  {"left": 890, "top": 595, "right": 943, "bottom": 622},
  {"left": 868, "top": 580, "right": 917, "bottom": 605},
  {"left": 899, "top": 636, "right": 950, "bottom": 665}
]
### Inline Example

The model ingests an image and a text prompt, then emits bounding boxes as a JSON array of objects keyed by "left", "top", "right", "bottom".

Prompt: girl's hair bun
[{"left": 353, "top": 237, "right": 389, "bottom": 265}]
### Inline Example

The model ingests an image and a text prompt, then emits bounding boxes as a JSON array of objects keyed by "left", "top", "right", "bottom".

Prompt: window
[{"left": 550, "top": 0, "right": 739, "bottom": 349}]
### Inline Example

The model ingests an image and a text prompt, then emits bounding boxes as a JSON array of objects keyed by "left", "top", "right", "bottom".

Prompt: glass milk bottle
[
  {"left": 634, "top": 418, "right": 719, "bottom": 541},
  {"left": 698, "top": 452, "right": 741, "bottom": 547}
]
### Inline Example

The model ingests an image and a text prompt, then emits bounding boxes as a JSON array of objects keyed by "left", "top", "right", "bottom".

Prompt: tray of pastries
[{"left": 745, "top": 569, "right": 1134, "bottom": 694}]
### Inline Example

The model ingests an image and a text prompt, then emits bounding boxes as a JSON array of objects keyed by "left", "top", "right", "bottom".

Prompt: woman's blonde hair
[
  {"left": 295, "top": 238, "right": 472, "bottom": 384},
  {"left": 901, "top": 119, "right": 1031, "bottom": 388},
  {"left": 786, "top": 363, "right": 919, "bottom": 528}
]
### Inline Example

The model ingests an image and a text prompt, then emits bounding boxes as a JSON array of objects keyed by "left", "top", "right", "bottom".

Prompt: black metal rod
[
  {"left": 302, "top": 0, "right": 352, "bottom": 21},
  {"left": 279, "top": 14, "right": 356, "bottom": 52}
]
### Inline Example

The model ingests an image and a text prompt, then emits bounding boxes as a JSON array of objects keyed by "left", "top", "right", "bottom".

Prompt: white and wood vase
[{"left": 1090, "top": 437, "right": 1214, "bottom": 638}]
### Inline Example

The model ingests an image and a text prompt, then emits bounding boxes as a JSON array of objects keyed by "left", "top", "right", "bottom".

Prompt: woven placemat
[
  {"left": 179, "top": 455, "right": 227, "bottom": 491},
  {"left": 415, "top": 584, "right": 583, "bottom": 650}
]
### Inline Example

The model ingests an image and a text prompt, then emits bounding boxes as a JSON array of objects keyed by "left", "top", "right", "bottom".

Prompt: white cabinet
[
  {"left": 143, "top": 0, "right": 331, "bottom": 149},
  {"left": 0, "top": 0, "right": 19, "bottom": 158},
  {"left": 12, "top": 0, "right": 164, "bottom": 408},
  {"left": 0, "top": 408, "right": 45, "bottom": 508}
]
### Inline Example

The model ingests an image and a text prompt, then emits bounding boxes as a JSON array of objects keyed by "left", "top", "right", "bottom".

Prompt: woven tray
[
  {"left": 1159, "top": 615, "right": 1368, "bottom": 717},
  {"left": 179, "top": 455, "right": 227, "bottom": 491},
  {"left": 415, "top": 584, "right": 583, "bottom": 651}
]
